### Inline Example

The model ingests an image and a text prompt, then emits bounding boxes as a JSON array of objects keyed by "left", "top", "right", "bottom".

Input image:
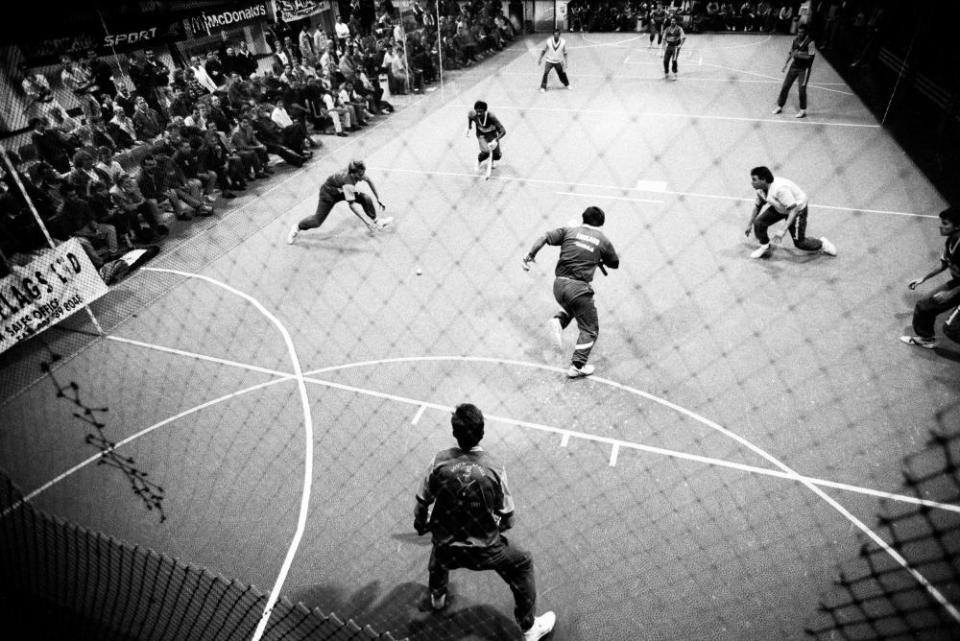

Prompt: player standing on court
[
  {"left": 522, "top": 206, "right": 620, "bottom": 378},
  {"left": 648, "top": 2, "right": 667, "bottom": 47},
  {"left": 772, "top": 23, "right": 815, "bottom": 118},
  {"left": 662, "top": 16, "right": 686, "bottom": 79},
  {"left": 744, "top": 166, "right": 837, "bottom": 260},
  {"left": 900, "top": 207, "right": 960, "bottom": 349},
  {"left": 466, "top": 100, "right": 506, "bottom": 179},
  {"left": 414, "top": 403, "right": 557, "bottom": 641},
  {"left": 537, "top": 29, "right": 569, "bottom": 93},
  {"left": 287, "top": 160, "right": 392, "bottom": 243}
]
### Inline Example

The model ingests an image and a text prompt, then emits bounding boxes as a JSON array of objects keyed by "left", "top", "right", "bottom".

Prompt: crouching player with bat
[
  {"left": 466, "top": 100, "right": 506, "bottom": 180},
  {"left": 522, "top": 206, "right": 620, "bottom": 379}
]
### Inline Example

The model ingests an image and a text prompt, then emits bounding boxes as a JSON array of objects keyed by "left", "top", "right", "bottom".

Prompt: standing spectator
[
  {"left": 19, "top": 64, "right": 60, "bottom": 123},
  {"left": 900, "top": 207, "right": 960, "bottom": 349},
  {"left": 235, "top": 40, "right": 258, "bottom": 77},
  {"left": 772, "top": 24, "right": 815, "bottom": 118},
  {"left": 60, "top": 55, "right": 101, "bottom": 123},
  {"left": 205, "top": 51, "right": 226, "bottom": 88},
  {"left": 335, "top": 15, "right": 352, "bottom": 50},
  {"left": 537, "top": 29, "right": 569, "bottom": 92},
  {"left": 744, "top": 166, "right": 837, "bottom": 259},
  {"left": 521, "top": 206, "right": 620, "bottom": 378},
  {"left": 313, "top": 25, "right": 329, "bottom": 58},
  {"left": 298, "top": 24, "right": 315, "bottom": 61},
  {"left": 776, "top": 3, "right": 794, "bottom": 33},
  {"left": 412, "top": 403, "right": 557, "bottom": 641},
  {"left": 85, "top": 50, "right": 116, "bottom": 97}
]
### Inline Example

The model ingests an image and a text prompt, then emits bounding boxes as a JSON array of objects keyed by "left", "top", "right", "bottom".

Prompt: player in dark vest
[
  {"left": 465, "top": 100, "right": 506, "bottom": 179},
  {"left": 522, "top": 206, "right": 620, "bottom": 378},
  {"left": 287, "top": 160, "right": 392, "bottom": 243},
  {"left": 662, "top": 16, "right": 686, "bottom": 79},
  {"left": 773, "top": 23, "right": 815, "bottom": 118}
]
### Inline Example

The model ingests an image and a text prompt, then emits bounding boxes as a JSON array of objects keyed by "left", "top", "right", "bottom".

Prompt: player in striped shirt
[
  {"left": 522, "top": 206, "right": 620, "bottom": 378},
  {"left": 465, "top": 100, "right": 506, "bottom": 179}
]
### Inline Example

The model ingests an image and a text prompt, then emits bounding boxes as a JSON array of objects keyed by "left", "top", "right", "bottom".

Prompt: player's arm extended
[
  {"left": 745, "top": 198, "right": 768, "bottom": 234},
  {"left": 524, "top": 233, "right": 549, "bottom": 263},
  {"left": 363, "top": 176, "right": 383, "bottom": 205}
]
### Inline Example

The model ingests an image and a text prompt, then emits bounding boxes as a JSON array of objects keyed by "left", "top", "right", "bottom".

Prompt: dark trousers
[
  {"left": 297, "top": 192, "right": 377, "bottom": 230},
  {"left": 428, "top": 537, "right": 536, "bottom": 631},
  {"left": 553, "top": 277, "right": 599, "bottom": 368},
  {"left": 664, "top": 45, "right": 680, "bottom": 73},
  {"left": 540, "top": 61, "right": 569, "bottom": 89},
  {"left": 753, "top": 205, "right": 822, "bottom": 251},
  {"left": 777, "top": 64, "right": 810, "bottom": 110},
  {"left": 477, "top": 136, "right": 502, "bottom": 163},
  {"left": 912, "top": 277, "right": 960, "bottom": 341}
]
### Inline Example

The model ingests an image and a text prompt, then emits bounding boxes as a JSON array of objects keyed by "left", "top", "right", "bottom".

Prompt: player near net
[
  {"left": 466, "top": 100, "right": 506, "bottom": 180},
  {"left": 522, "top": 206, "right": 620, "bottom": 378},
  {"left": 662, "top": 16, "right": 686, "bottom": 80},
  {"left": 287, "top": 159, "right": 392, "bottom": 244},
  {"left": 414, "top": 403, "right": 556, "bottom": 641}
]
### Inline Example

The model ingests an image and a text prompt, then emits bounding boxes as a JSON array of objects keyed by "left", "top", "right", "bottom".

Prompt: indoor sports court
[{"left": 2, "top": 28, "right": 959, "bottom": 641}]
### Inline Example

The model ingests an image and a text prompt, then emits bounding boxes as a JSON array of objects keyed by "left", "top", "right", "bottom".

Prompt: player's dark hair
[
  {"left": 582, "top": 206, "right": 606, "bottom": 227},
  {"left": 750, "top": 166, "right": 774, "bottom": 183},
  {"left": 348, "top": 159, "right": 366, "bottom": 174},
  {"left": 474, "top": 100, "right": 487, "bottom": 111},
  {"left": 940, "top": 206, "right": 960, "bottom": 226},
  {"left": 451, "top": 403, "right": 484, "bottom": 450}
]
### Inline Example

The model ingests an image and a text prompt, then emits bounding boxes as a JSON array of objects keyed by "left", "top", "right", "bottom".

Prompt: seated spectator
[
  {"left": 271, "top": 98, "right": 315, "bottom": 150},
  {"left": 29, "top": 117, "right": 73, "bottom": 173},
  {"left": 66, "top": 149, "right": 108, "bottom": 198},
  {"left": 198, "top": 126, "right": 245, "bottom": 195},
  {"left": 174, "top": 138, "right": 219, "bottom": 198},
  {"left": 252, "top": 106, "right": 308, "bottom": 166},
  {"left": 209, "top": 121, "right": 262, "bottom": 181},
  {"left": 338, "top": 81, "right": 370, "bottom": 128},
  {"left": 58, "top": 181, "right": 118, "bottom": 255},
  {"left": 231, "top": 116, "right": 274, "bottom": 174},
  {"left": 112, "top": 170, "right": 168, "bottom": 240},
  {"left": 205, "top": 51, "right": 226, "bottom": 88},
  {"left": 183, "top": 105, "right": 208, "bottom": 132},
  {"left": 153, "top": 144, "right": 213, "bottom": 219},
  {"left": 132, "top": 97, "right": 164, "bottom": 141},
  {"left": 95, "top": 146, "right": 124, "bottom": 186},
  {"left": 109, "top": 106, "right": 139, "bottom": 143},
  {"left": 88, "top": 180, "right": 135, "bottom": 249}
]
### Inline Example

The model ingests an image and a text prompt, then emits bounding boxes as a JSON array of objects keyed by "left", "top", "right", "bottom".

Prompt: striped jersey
[{"left": 467, "top": 110, "right": 506, "bottom": 141}]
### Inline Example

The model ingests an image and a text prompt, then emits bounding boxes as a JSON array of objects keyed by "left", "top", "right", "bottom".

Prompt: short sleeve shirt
[
  {"left": 319, "top": 170, "right": 359, "bottom": 201},
  {"left": 758, "top": 177, "right": 808, "bottom": 214},
  {"left": 545, "top": 224, "right": 619, "bottom": 282}
]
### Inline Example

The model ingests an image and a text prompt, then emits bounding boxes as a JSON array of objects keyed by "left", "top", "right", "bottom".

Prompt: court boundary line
[
  {"left": 9, "top": 337, "right": 959, "bottom": 619},
  {"left": 141, "top": 268, "right": 315, "bottom": 641},
  {"left": 371, "top": 166, "right": 936, "bottom": 219}
]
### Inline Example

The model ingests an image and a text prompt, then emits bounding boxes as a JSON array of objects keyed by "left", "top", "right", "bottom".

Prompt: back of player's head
[
  {"left": 348, "top": 159, "right": 366, "bottom": 175},
  {"left": 940, "top": 206, "right": 960, "bottom": 226},
  {"left": 750, "top": 166, "right": 774, "bottom": 183},
  {"left": 451, "top": 403, "right": 484, "bottom": 450},
  {"left": 582, "top": 206, "right": 605, "bottom": 227},
  {"left": 473, "top": 100, "right": 487, "bottom": 112}
]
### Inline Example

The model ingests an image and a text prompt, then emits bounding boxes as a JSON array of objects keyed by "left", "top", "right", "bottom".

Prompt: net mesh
[{"left": 2, "top": 3, "right": 960, "bottom": 641}]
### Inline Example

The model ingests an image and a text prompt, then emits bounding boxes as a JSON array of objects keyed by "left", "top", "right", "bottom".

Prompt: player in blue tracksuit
[{"left": 523, "top": 206, "right": 620, "bottom": 378}]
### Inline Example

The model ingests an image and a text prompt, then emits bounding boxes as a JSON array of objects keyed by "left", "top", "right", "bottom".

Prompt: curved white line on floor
[{"left": 142, "top": 267, "right": 315, "bottom": 641}]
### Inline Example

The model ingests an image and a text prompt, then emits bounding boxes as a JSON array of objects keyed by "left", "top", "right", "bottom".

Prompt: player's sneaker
[
  {"left": 900, "top": 335, "right": 937, "bottom": 349},
  {"left": 287, "top": 224, "right": 299, "bottom": 245},
  {"left": 475, "top": 160, "right": 481, "bottom": 172},
  {"left": 795, "top": 109, "right": 807, "bottom": 118},
  {"left": 523, "top": 611, "right": 556, "bottom": 641},
  {"left": 567, "top": 364, "right": 595, "bottom": 379},
  {"left": 539, "top": 87, "right": 546, "bottom": 93},
  {"left": 430, "top": 592, "right": 447, "bottom": 611},
  {"left": 549, "top": 317, "right": 563, "bottom": 348},
  {"left": 750, "top": 243, "right": 771, "bottom": 259},
  {"left": 375, "top": 216, "right": 394, "bottom": 230},
  {"left": 772, "top": 106, "right": 782, "bottom": 114},
  {"left": 819, "top": 237, "right": 837, "bottom": 256}
]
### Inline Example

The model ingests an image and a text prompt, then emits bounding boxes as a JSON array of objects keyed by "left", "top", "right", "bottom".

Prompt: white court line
[
  {"left": 560, "top": 432, "right": 571, "bottom": 447},
  {"left": 106, "top": 335, "right": 293, "bottom": 378},
  {"left": 698, "top": 60, "right": 855, "bottom": 96},
  {"left": 14, "top": 340, "right": 960, "bottom": 621},
  {"left": 140, "top": 268, "right": 315, "bottom": 641},
  {"left": 372, "top": 166, "right": 935, "bottom": 219},
  {"left": 557, "top": 191, "right": 665, "bottom": 205},
  {"left": 609, "top": 443, "right": 620, "bottom": 467},
  {"left": 474, "top": 101, "right": 877, "bottom": 128},
  {"left": 411, "top": 404, "right": 427, "bottom": 425}
]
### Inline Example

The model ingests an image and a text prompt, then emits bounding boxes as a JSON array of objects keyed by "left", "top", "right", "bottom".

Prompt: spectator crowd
[{"left": 1, "top": 0, "right": 517, "bottom": 280}]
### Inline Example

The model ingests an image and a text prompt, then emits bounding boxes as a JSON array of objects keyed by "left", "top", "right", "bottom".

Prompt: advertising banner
[
  {"left": 0, "top": 239, "right": 110, "bottom": 355},
  {"left": 276, "top": 0, "right": 331, "bottom": 22}
]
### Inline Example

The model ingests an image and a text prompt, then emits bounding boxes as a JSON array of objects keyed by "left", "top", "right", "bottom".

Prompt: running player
[
  {"left": 522, "top": 206, "right": 620, "bottom": 378},
  {"left": 662, "top": 16, "right": 686, "bottom": 79},
  {"left": 465, "top": 100, "right": 506, "bottom": 180},
  {"left": 287, "top": 160, "right": 392, "bottom": 243}
]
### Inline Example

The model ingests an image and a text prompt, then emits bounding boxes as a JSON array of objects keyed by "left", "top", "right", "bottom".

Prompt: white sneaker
[
  {"left": 750, "top": 244, "right": 771, "bottom": 259},
  {"left": 772, "top": 106, "right": 782, "bottom": 114},
  {"left": 523, "top": 611, "right": 556, "bottom": 641},
  {"left": 548, "top": 317, "right": 563, "bottom": 348},
  {"left": 819, "top": 236, "right": 837, "bottom": 256},
  {"left": 567, "top": 364, "right": 595, "bottom": 379},
  {"left": 430, "top": 592, "right": 446, "bottom": 611},
  {"left": 539, "top": 87, "right": 546, "bottom": 93},
  {"left": 900, "top": 335, "right": 937, "bottom": 349},
  {"left": 475, "top": 160, "right": 481, "bottom": 172},
  {"left": 376, "top": 216, "right": 394, "bottom": 230},
  {"left": 287, "top": 224, "right": 299, "bottom": 245},
  {"left": 795, "top": 109, "right": 807, "bottom": 118}
]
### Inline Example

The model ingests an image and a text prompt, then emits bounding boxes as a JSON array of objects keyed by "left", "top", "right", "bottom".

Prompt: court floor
[{"left": 1, "top": 32, "right": 958, "bottom": 641}]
